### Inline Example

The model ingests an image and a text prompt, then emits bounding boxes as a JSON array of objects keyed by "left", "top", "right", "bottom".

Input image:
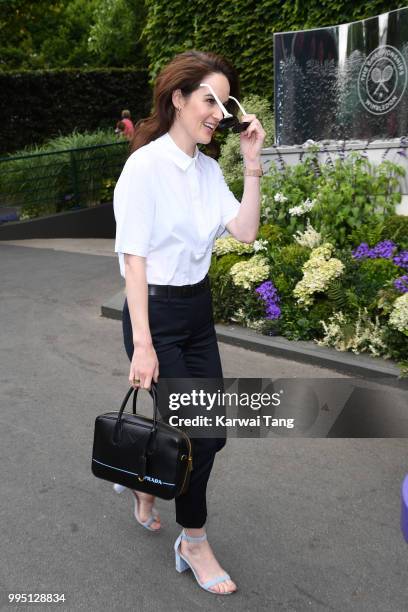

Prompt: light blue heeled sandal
[
  {"left": 113, "top": 484, "right": 161, "bottom": 532},
  {"left": 174, "top": 529, "right": 236, "bottom": 595}
]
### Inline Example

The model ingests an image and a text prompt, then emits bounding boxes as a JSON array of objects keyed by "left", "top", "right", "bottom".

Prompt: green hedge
[
  {"left": 0, "top": 67, "right": 152, "bottom": 154},
  {"left": 142, "top": 0, "right": 406, "bottom": 100}
]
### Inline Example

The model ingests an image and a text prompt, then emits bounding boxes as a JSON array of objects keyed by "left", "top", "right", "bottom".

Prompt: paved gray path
[{"left": 0, "top": 241, "right": 407, "bottom": 612}]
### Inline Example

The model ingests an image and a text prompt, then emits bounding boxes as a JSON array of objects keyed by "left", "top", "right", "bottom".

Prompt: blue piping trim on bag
[{"left": 92, "top": 458, "right": 175, "bottom": 487}]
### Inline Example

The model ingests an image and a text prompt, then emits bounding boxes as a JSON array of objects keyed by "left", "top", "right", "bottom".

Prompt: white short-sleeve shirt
[{"left": 113, "top": 132, "right": 240, "bottom": 285}]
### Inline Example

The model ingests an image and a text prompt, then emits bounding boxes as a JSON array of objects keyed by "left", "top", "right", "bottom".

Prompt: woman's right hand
[{"left": 129, "top": 342, "right": 159, "bottom": 390}]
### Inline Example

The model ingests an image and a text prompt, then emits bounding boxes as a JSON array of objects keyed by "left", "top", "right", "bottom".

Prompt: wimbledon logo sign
[{"left": 358, "top": 44, "right": 407, "bottom": 115}]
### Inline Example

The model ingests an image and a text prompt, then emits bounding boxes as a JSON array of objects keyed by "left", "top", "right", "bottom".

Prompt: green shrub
[
  {"left": 278, "top": 298, "right": 335, "bottom": 341},
  {"left": 257, "top": 223, "right": 287, "bottom": 245},
  {"left": 228, "top": 178, "right": 244, "bottom": 201},
  {"left": 345, "top": 258, "right": 399, "bottom": 310},
  {"left": 230, "top": 287, "right": 267, "bottom": 328},
  {"left": 326, "top": 278, "right": 348, "bottom": 311},
  {"left": 210, "top": 250, "right": 269, "bottom": 324},
  {"left": 381, "top": 214, "right": 408, "bottom": 249},
  {"left": 347, "top": 219, "right": 385, "bottom": 248},
  {"left": 270, "top": 244, "right": 311, "bottom": 296},
  {"left": 43, "top": 129, "right": 119, "bottom": 150},
  {"left": 382, "top": 325, "right": 408, "bottom": 372},
  {"left": 211, "top": 253, "right": 244, "bottom": 275},
  {"left": 261, "top": 152, "right": 405, "bottom": 248},
  {"left": 272, "top": 273, "right": 293, "bottom": 299},
  {"left": 314, "top": 156, "right": 404, "bottom": 247},
  {"left": 0, "top": 129, "right": 128, "bottom": 218},
  {"left": 209, "top": 253, "right": 244, "bottom": 322},
  {"left": 100, "top": 178, "right": 118, "bottom": 203},
  {"left": 218, "top": 94, "right": 274, "bottom": 185},
  {"left": 261, "top": 153, "right": 319, "bottom": 238}
]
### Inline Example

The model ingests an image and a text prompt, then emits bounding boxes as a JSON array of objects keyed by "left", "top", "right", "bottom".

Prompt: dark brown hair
[{"left": 130, "top": 50, "right": 240, "bottom": 154}]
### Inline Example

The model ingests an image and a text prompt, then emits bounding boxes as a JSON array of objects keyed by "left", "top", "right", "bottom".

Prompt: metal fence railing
[{"left": 0, "top": 141, "right": 129, "bottom": 222}]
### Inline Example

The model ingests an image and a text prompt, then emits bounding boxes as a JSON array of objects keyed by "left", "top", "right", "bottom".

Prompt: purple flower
[
  {"left": 255, "top": 281, "right": 281, "bottom": 320},
  {"left": 393, "top": 250, "right": 408, "bottom": 270},
  {"left": 372, "top": 240, "right": 397, "bottom": 259},
  {"left": 256, "top": 281, "right": 280, "bottom": 303},
  {"left": 394, "top": 275, "right": 408, "bottom": 293},
  {"left": 265, "top": 303, "right": 281, "bottom": 319},
  {"left": 352, "top": 240, "right": 397, "bottom": 260},
  {"left": 352, "top": 242, "right": 373, "bottom": 259}
]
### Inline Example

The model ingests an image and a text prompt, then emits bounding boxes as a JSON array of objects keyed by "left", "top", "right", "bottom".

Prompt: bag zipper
[{"left": 175, "top": 429, "right": 193, "bottom": 495}]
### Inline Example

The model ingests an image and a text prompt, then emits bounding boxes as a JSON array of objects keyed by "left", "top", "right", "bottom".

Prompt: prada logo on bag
[{"left": 141, "top": 475, "right": 163, "bottom": 485}]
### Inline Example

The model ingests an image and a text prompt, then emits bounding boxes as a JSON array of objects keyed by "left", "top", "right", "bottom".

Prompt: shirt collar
[{"left": 156, "top": 132, "right": 199, "bottom": 171}]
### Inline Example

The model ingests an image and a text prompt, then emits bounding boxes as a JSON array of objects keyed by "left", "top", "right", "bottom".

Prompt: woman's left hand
[{"left": 239, "top": 115, "right": 266, "bottom": 164}]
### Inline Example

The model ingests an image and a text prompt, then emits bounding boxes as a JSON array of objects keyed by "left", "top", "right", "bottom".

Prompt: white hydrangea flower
[
  {"left": 294, "top": 219, "right": 322, "bottom": 248},
  {"left": 253, "top": 239, "right": 268, "bottom": 252},
  {"left": 247, "top": 319, "right": 266, "bottom": 332},
  {"left": 303, "top": 198, "right": 315, "bottom": 211},
  {"left": 213, "top": 236, "right": 254, "bottom": 256},
  {"left": 289, "top": 198, "right": 316, "bottom": 216},
  {"left": 389, "top": 293, "right": 408, "bottom": 336},
  {"left": 293, "top": 243, "right": 344, "bottom": 306},
  {"left": 288, "top": 205, "right": 303, "bottom": 216},
  {"left": 230, "top": 255, "right": 270, "bottom": 290},
  {"left": 274, "top": 192, "right": 288, "bottom": 203}
]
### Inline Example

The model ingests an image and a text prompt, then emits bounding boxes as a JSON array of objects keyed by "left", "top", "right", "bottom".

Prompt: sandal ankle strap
[{"left": 181, "top": 529, "right": 207, "bottom": 543}]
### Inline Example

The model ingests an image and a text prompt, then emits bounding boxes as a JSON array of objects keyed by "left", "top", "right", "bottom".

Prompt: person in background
[{"left": 115, "top": 109, "right": 135, "bottom": 140}]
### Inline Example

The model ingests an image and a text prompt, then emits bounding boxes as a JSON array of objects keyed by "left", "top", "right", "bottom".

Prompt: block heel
[
  {"left": 173, "top": 529, "right": 235, "bottom": 595},
  {"left": 175, "top": 548, "right": 189, "bottom": 573}
]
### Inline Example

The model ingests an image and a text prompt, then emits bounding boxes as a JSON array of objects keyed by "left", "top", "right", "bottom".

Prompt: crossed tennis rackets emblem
[
  {"left": 358, "top": 45, "right": 407, "bottom": 115},
  {"left": 371, "top": 64, "right": 394, "bottom": 96}
]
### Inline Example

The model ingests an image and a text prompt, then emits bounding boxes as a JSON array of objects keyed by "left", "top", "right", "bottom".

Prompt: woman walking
[
  {"left": 115, "top": 109, "right": 135, "bottom": 140},
  {"left": 113, "top": 50, "right": 265, "bottom": 595}
]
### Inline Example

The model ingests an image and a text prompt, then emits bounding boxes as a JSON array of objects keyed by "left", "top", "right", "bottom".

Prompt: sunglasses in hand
[{"left": 199, "top": 83, "right": 251, "bottom": 133}]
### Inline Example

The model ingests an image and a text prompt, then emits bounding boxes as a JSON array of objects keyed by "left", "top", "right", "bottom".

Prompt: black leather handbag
[{"left": 91, "top": 385, "right": 193, "bottom": 499}]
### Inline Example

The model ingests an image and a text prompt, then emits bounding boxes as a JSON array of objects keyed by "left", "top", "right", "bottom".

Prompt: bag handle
[
  {"left": 131, "top": 384, "right": 158, "bottom": 424},
  {"left": 112, "top": 384, "right": 159, "bottom": 479},
  {"left": 116, "top": 383, "right": 158, "bottom": 426}
]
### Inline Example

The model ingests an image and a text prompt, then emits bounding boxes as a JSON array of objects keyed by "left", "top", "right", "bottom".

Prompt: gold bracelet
[{"left": 244, "top": 167, "right": 263, "bottom": 177}]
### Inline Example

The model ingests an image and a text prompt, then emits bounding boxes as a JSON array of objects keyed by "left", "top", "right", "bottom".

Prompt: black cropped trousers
[{"left": 122, "top": 283, "right": 226, "bottom": 528}]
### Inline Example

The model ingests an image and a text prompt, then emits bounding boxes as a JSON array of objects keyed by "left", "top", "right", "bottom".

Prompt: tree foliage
[
  {"left": 0, "top": 0, "right": 147, "bottom": 70},
  {"left": 88, "top": 0, "right": 147, "bottom": 68},
  {"left": 39, "top": 0, "right": 101, "bottom": 68},
  {"left": 2, "top": 0, "right": 405, "bottom": 76},
  {"left": 0, "top": 0, "right": 69, "bottom": 69}
]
